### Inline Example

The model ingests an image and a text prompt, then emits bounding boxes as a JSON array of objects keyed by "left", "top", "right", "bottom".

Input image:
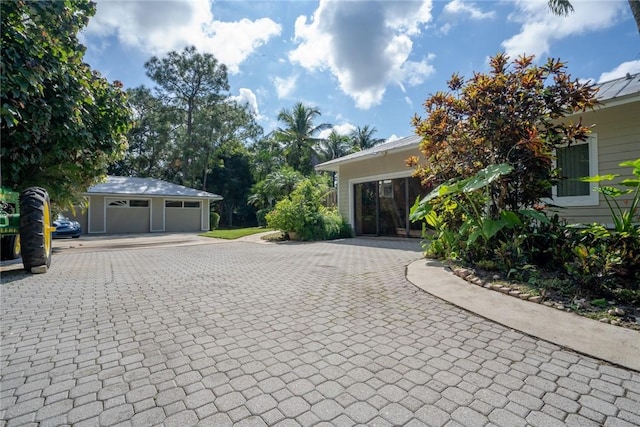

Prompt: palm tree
[
  {"left": 547, "top": 0, "right": 573, "bottom": 16},
  {"left": 350, "top": 125, "right": 385, "bottom": 151},
  {"left": 548, "top": 0, "right": 639, "bottom": 34},
  {"left": 274, "top": 102, "right": 331, "bottom": 175},
  {"left": 317, "top": 130, "right": 355, "bottom": 162}
]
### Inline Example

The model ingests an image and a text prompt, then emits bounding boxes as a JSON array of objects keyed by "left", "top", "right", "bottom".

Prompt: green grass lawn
[{"left": 200, "top": 227, "right": 272, "bottom": 240}]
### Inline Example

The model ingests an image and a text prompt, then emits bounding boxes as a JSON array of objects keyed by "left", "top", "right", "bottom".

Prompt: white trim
[
  {"left": 87, "top": 196, "right": 104, "bottom": 234},
  {"left": 549, "top": 134, "right": 599, "bottom": 207},
  {"left": 347, "top": 170, "right": 414, "bottom": 228},
  {"left": 151, "top": 198, "right": 164, "bottom": 232}
]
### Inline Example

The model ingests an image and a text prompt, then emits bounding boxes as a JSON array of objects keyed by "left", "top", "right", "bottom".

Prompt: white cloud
[
  {"left": 502, "top": 0, "right": 625, "bottom": 60},
  {"left": 288, "top": 0, "right": 434, "bottom": 109},
  {"left": 443, "top": 0, "right": 495, "bottom": 20},
  {"left": 318, "top": 123, "right": 357, "bottom": 139},
  {"left": 599, "top": 60, "right": 640, "bottom": 82},
  {"left": 229, "top": 88, "right": 260, "bottom": 118},
  {"left": 274, "top": 75, "right": 298, "bottom": 99},
  {"left": 404, "top": 96, "right": 413, "bottom": 107},
  {"left": 86, "top": 0, "right": 281, "bottom": 74},
  {"left": 385, "top": 134, "right": 401, "bottom": 142}
]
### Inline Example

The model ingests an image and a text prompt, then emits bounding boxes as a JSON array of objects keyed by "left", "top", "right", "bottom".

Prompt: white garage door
[
  {"left": 165, "top": 200, "right": 201, "bottom": 232},
  {"left": 106, "top": 199, "right": 150, "bottom": 234}
]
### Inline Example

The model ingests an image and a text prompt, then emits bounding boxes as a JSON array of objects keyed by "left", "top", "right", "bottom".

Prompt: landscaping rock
[
  {"left": 608, "top": 307, "right": 625, "bottom": 317},
  {"left": 528, "top": 296, "right": 542, "bottom": 303}
]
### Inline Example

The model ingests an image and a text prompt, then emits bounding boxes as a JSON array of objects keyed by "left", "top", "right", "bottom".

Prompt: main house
[
  {"left": 67, "top": 176, "right": 223, "bottom": 234},
  {"left": 316, "top": 73, "right": 640, "bottom": 237}
]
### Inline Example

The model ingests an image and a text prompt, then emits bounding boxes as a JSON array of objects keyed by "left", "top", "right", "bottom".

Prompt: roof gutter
[{"left": 315, "top": 143, "right": 420, "bottom": 172}]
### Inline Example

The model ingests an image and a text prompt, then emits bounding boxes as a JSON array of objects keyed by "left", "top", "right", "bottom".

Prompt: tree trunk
[
  {"left": 227, "top": 203, "right": 233, "bottom": 227},
  {"left": 629, "top": 0, "right": 640, "bottom": 34}
]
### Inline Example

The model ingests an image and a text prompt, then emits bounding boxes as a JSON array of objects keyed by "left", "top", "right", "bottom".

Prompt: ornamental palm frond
[
  {"left": 350, "top": 125, "right": 385, "bottom": 151},
  {"left": 274, "top": 102, "right": 331, "bottom": 174}
]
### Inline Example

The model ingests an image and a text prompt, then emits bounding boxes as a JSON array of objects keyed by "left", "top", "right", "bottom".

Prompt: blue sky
[{"left": 81, "top": 0, "right": 640, "bottom": 142}]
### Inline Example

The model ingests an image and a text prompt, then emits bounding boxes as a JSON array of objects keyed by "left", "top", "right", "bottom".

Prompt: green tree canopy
[
  {"left": 317, "top": 130, "right": 355, "bottom": 162},
  {"left": 274, "top": 102, "right": 331, "bottom": 175},
  {"left": 350, "top": 125, "right": 385, "bottom": 151},
  {"left": 1, "top": 0, "right": 132, "bottom": 208},
  {"left": 144, "top": 46, "right": 229, "bottom": 187},
  {"left": 109, "top": 86, "right": 175, "bottom": 179}
]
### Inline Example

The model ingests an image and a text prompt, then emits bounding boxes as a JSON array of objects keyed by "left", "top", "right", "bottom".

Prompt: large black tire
[
  {"left": 1, "top": 235, "right": 21, "bottom": 260},
  {"left": 20, "top": 187, "right": 53, "bottom": 271}
]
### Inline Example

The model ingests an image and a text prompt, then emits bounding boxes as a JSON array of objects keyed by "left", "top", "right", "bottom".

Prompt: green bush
[
  {"left": 266, "top": 178, "right": 352, "bottom": 241},
  {"left": 210, "top": 212, "right": 220, "bottom": 230},
  {"left": 255, "top": 208, "right": 271, "bottom": 227}
]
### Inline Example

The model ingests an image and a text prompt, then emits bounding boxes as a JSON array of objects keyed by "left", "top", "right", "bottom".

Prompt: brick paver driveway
[{"left": 2, "top": 238, "right": 639, "bottom": 426}]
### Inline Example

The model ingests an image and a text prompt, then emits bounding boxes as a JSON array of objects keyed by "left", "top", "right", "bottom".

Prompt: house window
[
  {"left": 129, "top": 200, "right": 149, "bottom": 208},
  {"left": 552, "top": 135, "right": 599, "bottom": 206},
  {"left": 108, "top": 200, "right": 128, "bottom": 207},
  {"left": 165, "top": 200, "right": 200, "bottom": 208}
]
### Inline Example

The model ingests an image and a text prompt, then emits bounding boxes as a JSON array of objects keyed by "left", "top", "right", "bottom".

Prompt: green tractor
[{"left": 0, "top": 186, "right": 55, "bottom": 273}]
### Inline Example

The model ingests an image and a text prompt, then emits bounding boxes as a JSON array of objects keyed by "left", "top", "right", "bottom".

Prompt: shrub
[
  {"left": 266, "top": 178, "right": 352, "bottom": 241},
  {"left": 255, "top": 208, "right": 271, "bottom": 227},
  {"left": 210, "top": 212, "right": 220, "bottom": 230}
]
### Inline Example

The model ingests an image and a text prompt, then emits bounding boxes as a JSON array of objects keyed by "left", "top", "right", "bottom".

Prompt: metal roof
[
  {"left": 597, "top": 72, "right": 640, "bottom": 102},
  {"left": 316, "top": 134, "right": 421, "bottom": 171},
  {"left": 87, "top": 176, "right": 223, "bottom": 200}
]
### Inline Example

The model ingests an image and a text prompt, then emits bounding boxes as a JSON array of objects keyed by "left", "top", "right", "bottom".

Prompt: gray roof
[
  {"left": 316, "top": 134, "right": 421, "bottom": 171},
  {"left": 87, "top": 176, "right": 223, "bottom": 200},
  {"left": 597, "top": 72, "right": 640, "bottom": 102}
]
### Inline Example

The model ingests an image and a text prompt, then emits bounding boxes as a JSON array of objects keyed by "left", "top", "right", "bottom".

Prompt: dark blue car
[{"left": 52, "top": 214, "right": 82, "bottom": 238}]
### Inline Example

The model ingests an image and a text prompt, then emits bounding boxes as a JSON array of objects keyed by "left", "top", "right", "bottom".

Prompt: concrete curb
[{"left": 406, "top": 258, "right": 640, "bottom": 372}]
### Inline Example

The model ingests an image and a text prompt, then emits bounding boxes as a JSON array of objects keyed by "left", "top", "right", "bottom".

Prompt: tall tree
[
  {"left": 109, "top": 86, "right": 175, "bottom": 179},
  {"left": 207, "top": 141, "right": 255, "bottom": 227},
  {"left": 144, "top": 46, "right": 229, "bottom": 187},
  {"left": 274, "top": 102, "right": 331, "bottom": 175},
  {"left": 1, "top": 0, "right": 131, "bottom": 208},
  {"left": 193, "top": 101, "right": 261, "bottom": 191},
  {"left": 350, "top": 125, "right": 385, "bottom": 151},
  {"left": 548, "top": 0, "right": 640, "bottom": 34},
  {"left": 318, "top": 130, "right": 355, "bottom": 161},
  {"left": 249, "top": 135, "right": 285, "bottom": 182}
]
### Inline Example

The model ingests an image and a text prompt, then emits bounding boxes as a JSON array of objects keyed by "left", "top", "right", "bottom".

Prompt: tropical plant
[
  {"left": 249, "top": 136, "right": 286, "bottom": 181},
  {"left": 578, "top": 158, "right": 640, "bottom": 236},
  {"left": 410, "top": 54, "right": 599, "bottom": 214},
  {"left": 350, "top": 125, "right": 385, "bottom": 151},
  {"left": 317, "top": 130, "right": 355, "bottom": 162},
  {"left": 266, "top": 178, "right": 351, "bottom": 241},
  {"left": 547, "top": 0, "right": 574, "bottom": 16},
  {"left": 1, "top": 0, "right": 132, "bottom": 209},
  {"left": 548, "top": 0, "right": 640, "bottom": 35},
  {"left": 247, "top": 167, "right": 304, "bottom": 214},
  {"left": 274, "top": 103, "right": 331, "bottom": 175},
  {"left": 411, "top": 163, "right": 550, "bottom": 259}
]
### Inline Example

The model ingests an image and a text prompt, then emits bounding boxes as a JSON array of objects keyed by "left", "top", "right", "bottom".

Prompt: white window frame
[{"left": 550, "top": 134, "right": 599, "bottom": 207}]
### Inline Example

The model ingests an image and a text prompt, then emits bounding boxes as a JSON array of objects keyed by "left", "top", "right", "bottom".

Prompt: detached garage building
[{"left": 69, "top": 176, "right": 223, "bottom": 234}]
